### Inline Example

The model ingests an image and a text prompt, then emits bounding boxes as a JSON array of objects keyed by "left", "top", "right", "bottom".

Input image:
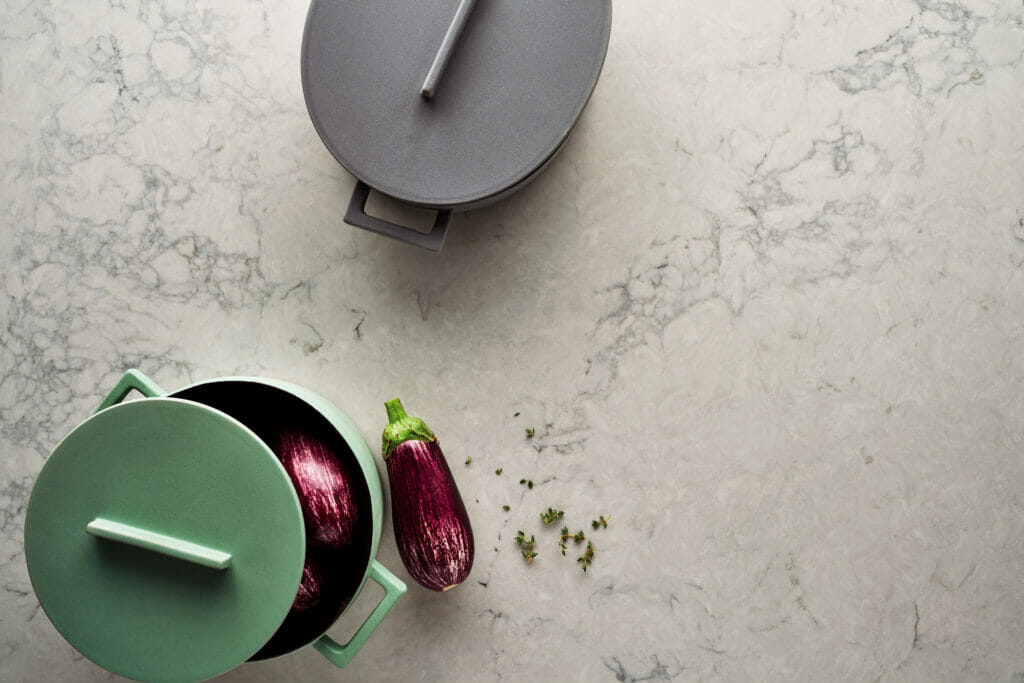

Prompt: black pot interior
[{"left": 171, "top": 381, "right": 373, "bottom": 660}]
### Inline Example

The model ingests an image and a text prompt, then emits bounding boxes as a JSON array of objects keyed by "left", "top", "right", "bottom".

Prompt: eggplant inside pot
[
  {"left": 301, "top": 0, "right": 612, "bottom": 251},
  {"left": 171, "top": 381, "right": 373, "bottom": 659}
]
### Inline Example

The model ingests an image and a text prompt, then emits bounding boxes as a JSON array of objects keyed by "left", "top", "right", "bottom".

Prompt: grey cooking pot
[{"left": 301, "top": 0, "right": 613, "bottom": 251}]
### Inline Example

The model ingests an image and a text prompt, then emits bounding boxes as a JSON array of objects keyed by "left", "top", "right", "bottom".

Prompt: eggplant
[
  {"left": 291, "top": 555, "right": 325, "bottom": 612},
  {"left": 381, "top": 399, "right": 474, "bottom": 591},
  {"left": 275, "top": 429, "right": 358, "bottom": 549}
]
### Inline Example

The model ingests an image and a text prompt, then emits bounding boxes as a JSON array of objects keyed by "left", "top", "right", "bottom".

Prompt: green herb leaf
[
  {"left": 577, "top": 541, "right": 596, "bottom": 572},
  {"left": 540, "top": 507, "right": 564, "bottom": 524},
  {"left": 502, "top": 505, "right": 510, "bottom": 511},
  {"left": 558, "top": 526, "right": 570, "bottom": 554},
  {"left": 525, "top": 428, "right": 535, "bottom": 439},
  {"left": 514, "top": 531, "right": 535, "bottom": 549},
  {"left": 464, "top": 456, "right": 472, "bottom": 465}
]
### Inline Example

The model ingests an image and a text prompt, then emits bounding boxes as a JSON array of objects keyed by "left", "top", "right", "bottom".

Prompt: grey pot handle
[{"left": 344, "top": 181, "right": 451, "bottom": 252}]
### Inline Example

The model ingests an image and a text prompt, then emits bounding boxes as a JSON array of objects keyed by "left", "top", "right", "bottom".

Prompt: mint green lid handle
[
  {"left": 313, "top": 559, "right": 406, "bottom": 667},
  {"left": 95, "top": 369, "right": 166, "bottom": 412},
  {"left": 86, "top": 518, "right": 232, "bottom": 570}
]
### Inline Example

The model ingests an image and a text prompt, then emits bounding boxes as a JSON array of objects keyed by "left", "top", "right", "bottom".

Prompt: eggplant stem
[
  {"left": 385, "top": 398, "right": 408, "bottom": 424},
  {"left": 382, "top": 398, "right": 438, "bottom": 458}
]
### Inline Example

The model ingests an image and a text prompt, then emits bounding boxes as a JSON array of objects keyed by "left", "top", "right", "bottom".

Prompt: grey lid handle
[
  {"left": 421, "top": 0, "right": 478, "bottom": 99},
  {"left": 344, "top": 181, "right": 451, "bottom": 252}
]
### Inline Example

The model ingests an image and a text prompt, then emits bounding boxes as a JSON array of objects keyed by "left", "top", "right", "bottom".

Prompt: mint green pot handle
[
  {"left": 95, "top": 369, "right": 166, "bottom": 412},
  {"left": 85, "top": 518, "right": 233, "bottom": 569},
  {"left": 313, "top": 559, "right": 406, "bottom": 667}
]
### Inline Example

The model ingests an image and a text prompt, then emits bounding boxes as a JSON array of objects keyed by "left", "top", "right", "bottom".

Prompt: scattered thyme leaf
[
  {"left": 522, "top": 550, "right": 538, "bottom": 564},
  {"left": 577, "top": 541, "right": 596, "bottom": 572},
  {"left": 495, "top": 468, "right": 503, "bottom": 475},
  {"left": 514, "top": 412, "right": 520, "bottom": 417},
  {"left": 514, "top": 531, "right": 535, "bottom": 549},
  {"left": 540, "top": 507, "right": 564, "bottom": 524},
  {"left": 520, "top": 478, "right": 533, "bottom": 489},
  {"left": 464, "top": 456, "right": 472, "bottom": 465},
  {"left": 591, "top": 515, "right": 610, "bottom": 529},
  {"left": 502, "top": 505, "right": 510, "bottom": 511},
  {"left": 525, "top": 428, "right": 535, "bottom": 439},
  {"left": 558, "top": 526, "right": 571, "bottom": 555}
]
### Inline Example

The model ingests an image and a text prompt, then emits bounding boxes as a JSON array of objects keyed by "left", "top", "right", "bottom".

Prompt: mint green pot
[{"left": 24, "top": 369, "right": 405, "bottom": 683}]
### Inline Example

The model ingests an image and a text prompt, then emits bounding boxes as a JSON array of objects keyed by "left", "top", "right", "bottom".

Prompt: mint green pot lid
[
  {"left": 25, "top": 397, "right": 306, "bottom": 683},
  {"left": 24, "top": 370, "right": 406, "bottom": 682}
]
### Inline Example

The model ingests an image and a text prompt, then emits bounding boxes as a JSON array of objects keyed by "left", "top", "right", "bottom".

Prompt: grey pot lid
[{"left": 301, "top": 0, "right": 612, "bottom": 209}]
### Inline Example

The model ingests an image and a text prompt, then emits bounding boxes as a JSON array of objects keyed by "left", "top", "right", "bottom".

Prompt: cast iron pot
[
  {"left": 301, "top": 0, "right": 613, "bottom": 251},
  {"left": 24, "top": 369, "right": 405, "bottom": 682}
]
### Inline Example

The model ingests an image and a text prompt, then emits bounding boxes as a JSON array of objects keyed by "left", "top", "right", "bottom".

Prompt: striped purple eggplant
[
  {"left": 275, "top": 429, "right": 358, "bottom": 549},
  {"left": 382, "top": 399, "right": 474, "bottom": 591},
  {"left": 291, "top": 555, "right": 324, "bottom": 612}
]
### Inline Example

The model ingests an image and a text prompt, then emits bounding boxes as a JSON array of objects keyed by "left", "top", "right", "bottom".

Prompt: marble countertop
[{"left": 3, "top": 1, "right": 1024, "bottom": 680}]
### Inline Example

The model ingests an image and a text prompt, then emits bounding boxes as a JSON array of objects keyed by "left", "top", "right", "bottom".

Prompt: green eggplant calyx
[{"left": 382, "top": 398, "right": 437, "bottom": 459}]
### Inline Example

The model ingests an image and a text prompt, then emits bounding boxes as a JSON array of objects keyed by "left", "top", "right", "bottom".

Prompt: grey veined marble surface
[{"left": 3, "top": 0, "right": 1024, "bottom": 681}]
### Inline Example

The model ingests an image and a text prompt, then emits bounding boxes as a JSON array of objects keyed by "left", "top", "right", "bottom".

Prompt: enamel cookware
[
  {"left": 301, "top": 0, "right": 613, "bottom": 251},
  {"left": 24, "top": 369, "right": 405, "bottom": 682}
]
